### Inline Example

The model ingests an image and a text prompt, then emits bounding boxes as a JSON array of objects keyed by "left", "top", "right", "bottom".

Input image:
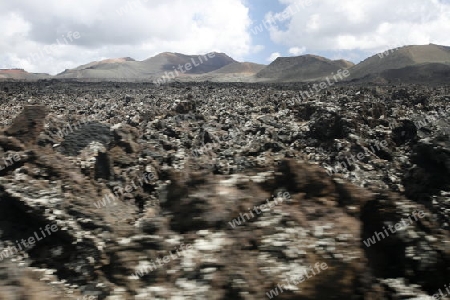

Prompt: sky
[{"left": 1, "top": 0, "right": 450, "bottom": 75}]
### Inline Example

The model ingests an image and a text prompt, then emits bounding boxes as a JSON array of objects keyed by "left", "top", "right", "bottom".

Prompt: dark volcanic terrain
[{"left": 0, "top": 81, "right": 449, "bottom": 299}]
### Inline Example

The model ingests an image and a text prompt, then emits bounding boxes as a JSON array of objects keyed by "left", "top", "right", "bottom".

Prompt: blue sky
[
  {"left": 245, "top": 0, "right": 286, "bottom": 63},
  {"left": 1, "top": 0, "right": 450, "bottom": 74}
]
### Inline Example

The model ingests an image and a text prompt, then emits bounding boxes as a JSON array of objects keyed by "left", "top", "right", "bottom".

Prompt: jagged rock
[
  {"left": 403, "top": 137, "right": 450, "bottom": 202},
  {"left": 361, "top": 191, "right": 450, "bottom": 293},
  {"left": 174, "top": 100, "right": 194, "bottom": 114},
  {"left": 392, "top": 120, "right": 418, "bottom": 145},
  {"left": 77, "top": 141, "right": 113, "bottom": 180},
  {"left": 112, "top": 123, "right": 141, "bottom": 154},
  {"left": 59, "top": 122, "right": 113, "bottom": 156},
  {"left": 4, "top": 105, "right": 48, "bottom": 145},
  {"left": 309, "top": 110, "right": 349, "bottom": 141},
  {"left": 0, "top": 82, "right": 448, "bottom": 299}
]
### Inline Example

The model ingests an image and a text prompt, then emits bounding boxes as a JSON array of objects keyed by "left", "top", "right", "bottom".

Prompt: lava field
[{"left": 0, "top": 81, "right": 449, "bottom": 299}]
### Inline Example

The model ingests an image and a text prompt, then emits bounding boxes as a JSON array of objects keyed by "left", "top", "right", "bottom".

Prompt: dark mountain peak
[
  {"left": 274, "top": 54, "right": 330, "bottom": 63},
  {"left": 256, "top": 54, "right": 351, "bottom": 82}
]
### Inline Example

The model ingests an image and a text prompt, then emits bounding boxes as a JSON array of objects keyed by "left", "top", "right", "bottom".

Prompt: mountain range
[{"left": 2, "top": 43, "right": 450, "bottom": 84}]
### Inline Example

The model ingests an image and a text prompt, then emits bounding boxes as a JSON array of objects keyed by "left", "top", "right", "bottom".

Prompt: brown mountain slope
[
  {"left": 0, "top": 69, "right": 50, "bottom": 80},
  {"left": 354, "top": 63, "right": 450, "bottom": 84},
  {"left": 255, "top": 55, "right": 354, "bottom": 82},
  {"left": 186, "top": 62, "right": 266, "bottom": 83},
  {"left": 349, "top": 44, "right": 450, "bottom": 80},
  {"left": 210, "top": 62, "right": 265, "bottom": 74},
  {"left": 141, "top": 52, "right": 236, "bottom": 74},
  {"left": 57, "top": 57, "right": 139, "bottom": 79},
  {"left": 72, "top": 57, "right": 136, "bottom": 70},
  {"left": 56, "top": 52, "right": 235, "bottom": 80}
]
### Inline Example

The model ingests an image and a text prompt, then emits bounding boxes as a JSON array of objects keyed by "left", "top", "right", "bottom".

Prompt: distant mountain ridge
[
  {"left": 145, "top": 52, "right": 236, "bottom": 74},
  {"left": 3, "top": 43, "right": 450, "bottom": 83},
  {"left": 209, "top": 62, "right": 265, "bottom": 74},
  {"left": 255, "top": 54, "right": 355, "bottom": 82},
  {"left": 57, "top": 52, "right": 237, "bottom": 80},
  {"left": 349, "top": 43, "right": 450, "bottom": 81},
  {"left": 255, "top": 43, "right": 450, "bottom": 84},
  {"left": 0, "top": 69, "right": 50, "bottom": 80},
  {"left": 188, "top": 62, "right": 266, "bottom": 83}
]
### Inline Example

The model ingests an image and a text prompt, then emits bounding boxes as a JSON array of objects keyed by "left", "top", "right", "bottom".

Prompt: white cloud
[
  {"left": 268, "top": 0, "right": 450, "bottom": 59},
  {"left": 252, "top": 45, "right": 265, "bottom": 54},
  {"left": 288, "top": 46, "right": 306, "bottom": 55},
  {"left": 0, "top": 0, "right": 252, "bottom": 74},
  {"left": 3, "top": 0, "right": 450, "bottom": 73},
  {"left": 267, "top": 52, "right": 281, "bottom": 62}
]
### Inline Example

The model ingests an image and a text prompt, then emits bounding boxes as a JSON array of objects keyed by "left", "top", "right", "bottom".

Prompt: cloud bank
[
  {"left": 266, "top": 0, "right": 450, "bottom": 59},
  {"left": 0, "top": 0, "right": 252, "bottom": 74},
  {"left": 1, "top": 0, "right": 450, "bottom": 73}
]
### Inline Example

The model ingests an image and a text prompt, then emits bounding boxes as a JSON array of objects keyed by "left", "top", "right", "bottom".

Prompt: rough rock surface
[{"left": 0, "top": 81, "right": 448, "bottom": 299}]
